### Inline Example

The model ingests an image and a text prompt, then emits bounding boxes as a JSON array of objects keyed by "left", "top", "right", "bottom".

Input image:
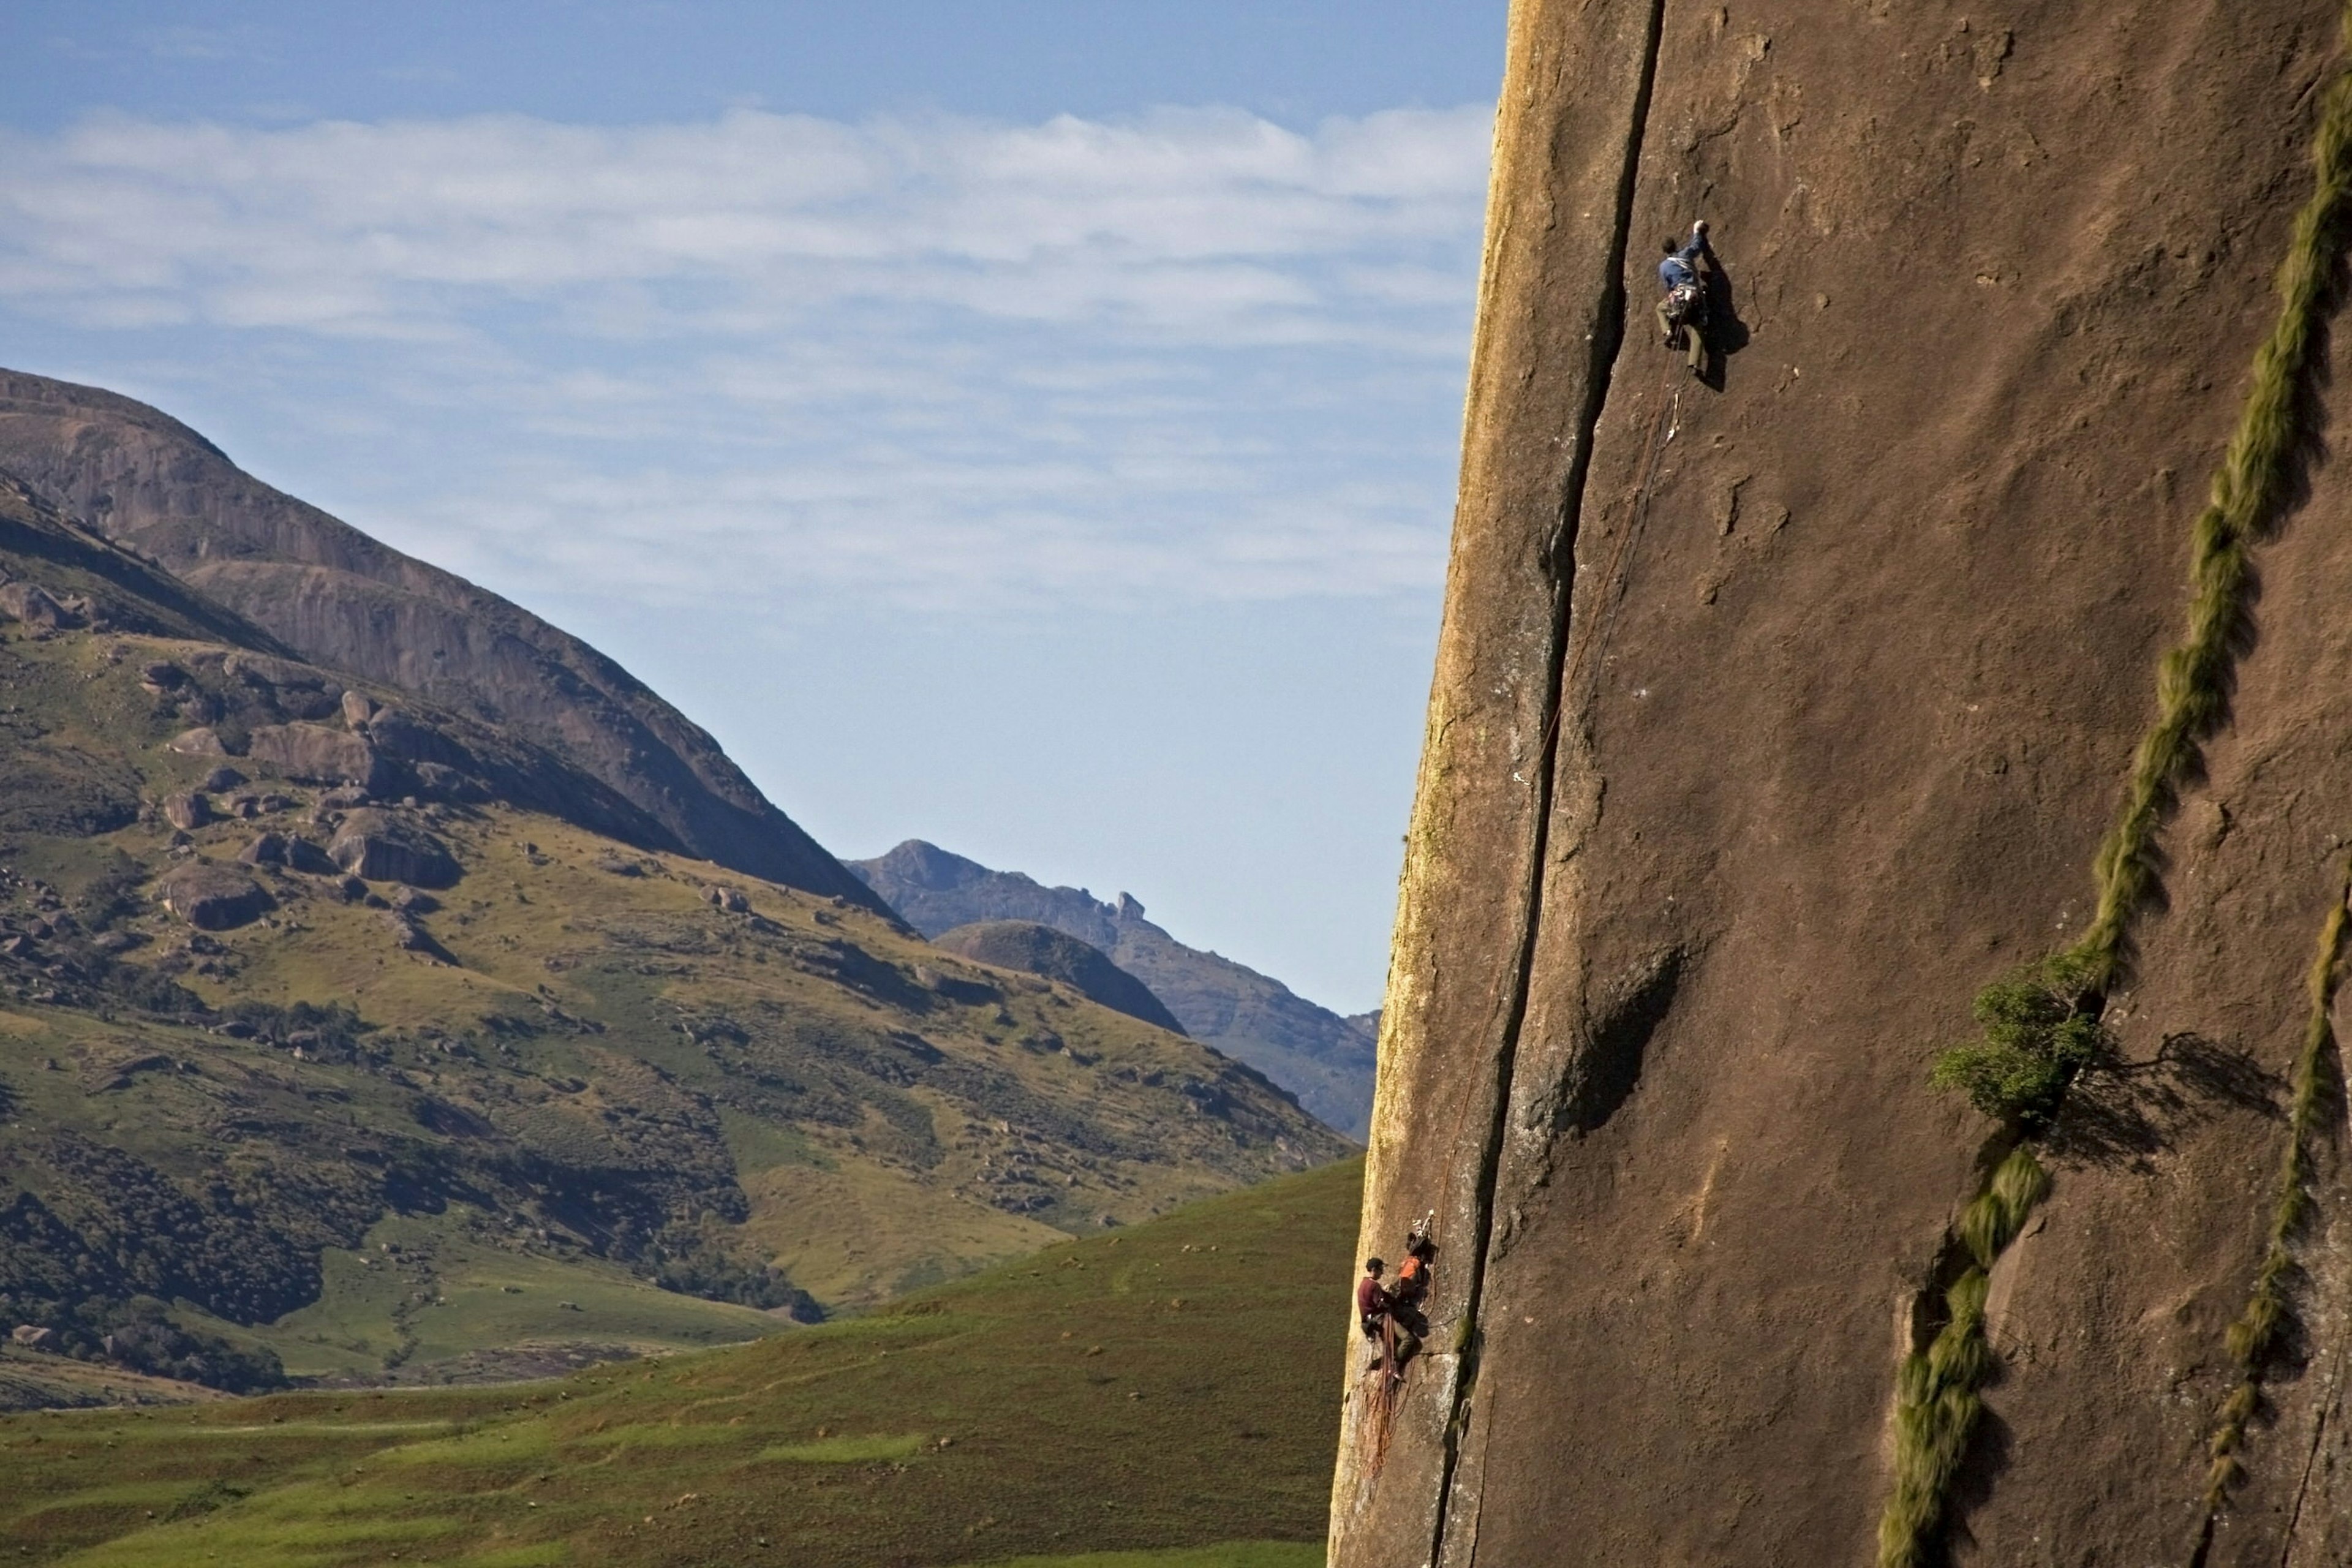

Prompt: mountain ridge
[
  {"left": 851, "top": 839, "right": 1378, "bottom": 1139},
  {"left": 0, "top": 415, "right": 1347, "bottom": 1400},
  {"left": 0, "top": 368, "right": 888, "bottom": 915}
]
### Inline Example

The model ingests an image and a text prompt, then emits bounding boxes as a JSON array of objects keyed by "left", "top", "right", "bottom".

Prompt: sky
[{"left": 0, "top": 2, "right": 1508, "bottom": 1014}]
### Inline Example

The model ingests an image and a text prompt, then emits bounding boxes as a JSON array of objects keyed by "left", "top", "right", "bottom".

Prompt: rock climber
[
  {"left": 1390, "top": 1229, "right": 1436, "bottom": 1362},
  {"left": 1655, "top": 219, "right": 1714, "bottom": 377},
  {"left": 1393, "top": 1231, "right": 1435, "bottom": 1312},
  {"left": 1357, "top": 1255, "right": 1422, "bottom": 1382}
]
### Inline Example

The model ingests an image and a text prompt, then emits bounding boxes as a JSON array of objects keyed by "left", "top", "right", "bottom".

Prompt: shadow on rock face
[{"left": 2046, "top": 1031, "right": 2283, "bottom": 1172}]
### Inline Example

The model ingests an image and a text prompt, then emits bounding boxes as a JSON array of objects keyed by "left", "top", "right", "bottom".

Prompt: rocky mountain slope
[
  {"left": 853, "top": 840, "right": 1379, "bottom": 1138},
  {"left": 931, "top": 919, "right": 1188, "bottom": 1035},
  {"left": 1335, "top": 4, "right": 2352, "bottom": 1566},
  {"left": 0, "top": 464, "right": 1344, "bottom": 1400},
  {"left": 0, "top": 369, "right": 886, "bottom": 913}
]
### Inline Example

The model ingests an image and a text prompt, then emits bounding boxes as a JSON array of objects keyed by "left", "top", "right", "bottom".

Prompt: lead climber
[{"left": 1655, "top": 219, "right": 1714, "bottom": 377}]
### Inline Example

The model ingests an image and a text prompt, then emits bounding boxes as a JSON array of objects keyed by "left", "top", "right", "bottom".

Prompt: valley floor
[{"left": 0, "top": 1158, "right": 1358, "bottom": 1567}]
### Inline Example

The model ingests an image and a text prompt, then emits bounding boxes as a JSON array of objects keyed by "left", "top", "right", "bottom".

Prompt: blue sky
[{"left": 0, "top": 2, "right": 1507, "bottom": 1012}]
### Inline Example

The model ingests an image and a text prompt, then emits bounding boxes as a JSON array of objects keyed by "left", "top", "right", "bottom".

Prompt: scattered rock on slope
[{"left": 244, "top": 723, "right": 394, "bottom": 794}]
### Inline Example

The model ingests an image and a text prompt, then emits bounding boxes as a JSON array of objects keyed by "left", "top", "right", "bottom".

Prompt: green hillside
[
  {"left": 0, "top": 475, "right": 1347, "bottom": 1394},
  {"left": 0, "top": 1157, "right": 1359, "bottom": 1568}
]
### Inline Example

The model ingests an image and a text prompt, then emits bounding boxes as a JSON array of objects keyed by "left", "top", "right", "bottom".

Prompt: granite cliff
[{"left": 1337, "top": 2, "right": 2352, "bottom": 1564}]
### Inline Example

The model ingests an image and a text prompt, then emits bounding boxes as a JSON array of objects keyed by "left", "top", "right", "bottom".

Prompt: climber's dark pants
[
  {"left": 1656, "top": 297, "right": 1705, "bottom": 373},
  {"left": 1370, "top": 1317, "right": 1420, "bottom": 1380}
]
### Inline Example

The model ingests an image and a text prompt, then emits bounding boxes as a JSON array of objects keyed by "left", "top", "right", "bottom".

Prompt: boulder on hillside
[
  {"left": 224, "top": 650, "right": 337, "bottom": 693},
  {"left": 246, "top": 722, "right": 394, "bottom": 794},
  {"left": 363, "top": 706, "right": 468, "bottom": 767},
  {"left": 412, "top": 760, "right": 488, "bottom": 803},
  {"left": 931, "top": 920, "right": 1188, "bottom": 1036},
  {"left": 157, "top": 862, "right": 273, "bottom": 930},
  {"left": 382, "top": 911, "right": 435, "bottom": 953},
  {"left": 285, "top": 837, "right": 337, "bottom": 875},
  {"left": 330, "top": 809, "right": 460, "bottom": 888},
  {"left": 198, "top": 766, "right": 245, "bottom": 792},
  {"left": 341, "top": 690, "right": 377, "bottom": 728},
  {"left": 166, "top": 726, "right": 228, "bottom": 756},
  {"left": 224, "top": 652, "right": 342, "bottom": 720},
  {"left": 162, "top": 791, "right": 211, "bottom": 831},
  {"left": 0, "top": 580, "right": 77, "bottom": 629}
]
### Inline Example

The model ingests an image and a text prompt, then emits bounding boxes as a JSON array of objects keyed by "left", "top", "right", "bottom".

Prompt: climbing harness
[{"left": 1662, "top": 281, "right": 1706, "bottom": 340}]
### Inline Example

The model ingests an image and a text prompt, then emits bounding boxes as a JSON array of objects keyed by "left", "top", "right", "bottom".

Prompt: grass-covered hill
[
  {"left": 0, "top": 1156, "right": 1359, "bottom": 1568},
  {"left": 0, "top": 475, "right": 1348, "bottom": 1397}
]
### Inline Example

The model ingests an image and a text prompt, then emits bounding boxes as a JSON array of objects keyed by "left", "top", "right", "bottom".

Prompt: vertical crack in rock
[{"left": 1422, "top": 3, "right": 1672, "bottom": 1564}]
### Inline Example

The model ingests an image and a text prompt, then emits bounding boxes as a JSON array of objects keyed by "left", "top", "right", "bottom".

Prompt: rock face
[
  {"left": 932, "top": 920, "right": 1188, "bottom": 1036},
  {"left": 1334, "top": 4, "right": 2352, "bottom": 1566},
  {"left": 0, "top": 371, "right": 887, "bottom": 915},
  {"left": 852, "top": 840, "right": 1378, "bottom": 1138},
  {"left": 156, "top": 863, "right": 271, "bottom": 930}
]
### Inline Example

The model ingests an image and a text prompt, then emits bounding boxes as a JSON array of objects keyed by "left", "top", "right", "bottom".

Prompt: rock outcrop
[
  {"left": 1336, "top": 4, "right": 2352, "bottom": 1566},
  {"left": 245, "top": 723, "right": 392, "bottom": 794},
  {"left": 0, "top": 372, "right": 886, "bottom": 914},
  {"left": 853, "top": 840, "right": 1378, "bottom": 1138}
]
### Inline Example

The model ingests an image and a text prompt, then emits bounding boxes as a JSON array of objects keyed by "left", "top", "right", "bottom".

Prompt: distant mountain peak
[{"left": 850, "top": 840, "right": 1375, "bottom": 1139}]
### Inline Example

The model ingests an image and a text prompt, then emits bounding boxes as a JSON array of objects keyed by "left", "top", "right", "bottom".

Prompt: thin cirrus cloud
[{"left": 0, "top": 101, "right": 1493, "bottom": 612}]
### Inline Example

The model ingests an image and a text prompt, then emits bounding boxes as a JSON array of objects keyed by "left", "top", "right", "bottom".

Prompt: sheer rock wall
[{"left": 1336, "top": 2, "right": 2352, "bottom": 1562}]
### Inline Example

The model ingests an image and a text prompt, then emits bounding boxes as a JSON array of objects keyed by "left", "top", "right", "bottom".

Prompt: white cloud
[{"left": 0, "top": 102, "right": 1490, "bottom": 609}]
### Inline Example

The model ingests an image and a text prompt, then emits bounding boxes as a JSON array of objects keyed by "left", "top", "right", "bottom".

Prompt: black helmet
[{"left": 1364, "top": 1257, "right": 1385, "bottom": 1274}]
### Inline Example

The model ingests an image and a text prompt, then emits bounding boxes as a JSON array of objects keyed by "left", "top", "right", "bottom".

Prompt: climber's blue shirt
[{"left": 1659, "top": 237, "right": 1710, "bottom": 291}]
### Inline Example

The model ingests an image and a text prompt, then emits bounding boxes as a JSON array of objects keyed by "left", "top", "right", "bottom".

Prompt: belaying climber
[
  {"left": 1357, "top": 1257, "right": 1408, "bottom": 1381},
  {"left": 1654, "top": 219, "right": 1714, "bottom": 377},
  {"left": 1356, "top": 1251, "right": 1424, "bottom": 1383}
]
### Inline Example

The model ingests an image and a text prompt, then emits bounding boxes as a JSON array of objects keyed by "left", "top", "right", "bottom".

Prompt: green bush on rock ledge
[{"left": 1929, "top": 955, "right": 2109, "bottom": 1127}]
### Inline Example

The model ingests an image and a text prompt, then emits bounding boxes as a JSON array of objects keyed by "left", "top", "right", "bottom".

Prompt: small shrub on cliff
[{"left": 1929, "top": 956, "right": 2106, "bottom": 1126}]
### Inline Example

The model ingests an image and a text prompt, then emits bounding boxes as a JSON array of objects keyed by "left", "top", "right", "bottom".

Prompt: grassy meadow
[{"left": 0, "top": 1157, "right": 1360, "bottom": 1567}]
